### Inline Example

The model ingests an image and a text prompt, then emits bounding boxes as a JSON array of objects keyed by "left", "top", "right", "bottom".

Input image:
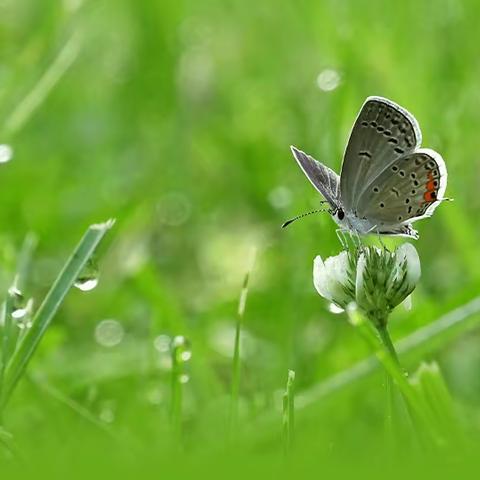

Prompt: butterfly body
[{"left": 290, "top": 96, "right": 448, "bottom": 239}]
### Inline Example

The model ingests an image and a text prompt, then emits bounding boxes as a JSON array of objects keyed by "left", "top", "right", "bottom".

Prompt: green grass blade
[
  {"left": 0, "top": 292, "right": 15, "bottom": 390},
  {"left": 282, "top": 369, "right": 295, "bottom": 455},
  {"left": 229, "top": 248, "right": 256, "bottom": 440},
  {"left": 3, "top": 32, "right": 82, "bottom": 137},
  {"left": 0, "top": 219, "right": 115, "bottom": 409}
]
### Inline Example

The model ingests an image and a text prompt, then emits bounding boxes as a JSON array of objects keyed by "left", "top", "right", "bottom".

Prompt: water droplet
[
  {"left": 94, "top": 319, "right": 124, "bottom": 347},
  {"left": 316, "top": 69, "right": 341, "bottom": 92},
  {"left": 99, "top": 405, "right": 115, "bottom": 423},
  {"left": 157, "top": 192, "right": 191, "bottom": 227},
  {"left": 0, "top": 144, "right": 13, "bottom": 164},
  {"left": 328, "top": 303, "right": 344, "bottom": 314},
  {"left": 153, "top": 334, "right": 171, "bottom": 353},
  {"left": 12, "top": 308, "right": 28, "bottom": 320},
  {"left": 180, "top": 350, "right": 192, "bottom": 362},
  {"left": 179, "top": 374, "right": 190, "bottom": 384},
  {"left": 74, "top": 277, "right": 98, "bottom": 291},
  {"left": 268, "top": 186, "right": 292, "bottom": 209},
  {"left": 17, "top": 319, "right": 33, "bottom": 330},
  {"left": 8, "top": 286, "right": 26, "bottom": 318},
  {"left": 172, "top": 335, "right": 186, "bottom": 348},
  {"left": 74, "top": 258, "right": 99, "bottom": 291}
]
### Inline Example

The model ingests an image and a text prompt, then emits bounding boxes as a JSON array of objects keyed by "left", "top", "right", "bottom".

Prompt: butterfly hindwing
[
  {"left": 290, "top": 146, "right": 340, "bottom": 209},
  {"left": 340, "top": 97, "right": 421, "bottom": 212},
  {"left": 356, "top": 148, "right": 447, "bottom": 225}
]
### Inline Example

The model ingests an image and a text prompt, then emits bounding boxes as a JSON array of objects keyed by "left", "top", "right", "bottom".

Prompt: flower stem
[
  {"left": 377, "top": 324, "right": 400, "bottom": 366},
  {"left": 376, "top": 323, "right": 398, "bottom": 450}
]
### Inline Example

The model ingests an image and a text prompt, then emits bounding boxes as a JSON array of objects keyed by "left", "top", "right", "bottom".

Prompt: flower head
[{"left": 314, "top": 243, "right": 421, "bottom": 327}]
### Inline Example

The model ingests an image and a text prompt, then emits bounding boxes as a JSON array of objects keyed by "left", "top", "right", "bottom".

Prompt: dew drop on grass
[
  {"left": 9, "top": 286, "right": 27, "bottom": 319},
  {"left": 172, "top": 335, "right": 186, "bottom": 348},
  {"left": 94, "top": 319, "right": 124, "bottom": 347},
  {"left": 0, "top": 144, "right": 13, "bottom": 164},
  {"left": 74, "top": 258, "right": 99, "bottom": 291},
  {"left": 74, "top": 277, "right": 98, "bottom": 291},
  {"left": 180, "top": 350, "right": 192, "bottom": 362},
  {"left": 179, "top": 374, "right": 190, "bottom": 384}
]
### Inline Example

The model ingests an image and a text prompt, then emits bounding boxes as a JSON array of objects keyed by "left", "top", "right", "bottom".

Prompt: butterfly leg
[
  {"left": 350, "top": 231, "right": 363, "bottom": 249},
  {"left": 336, "top": 229, "right": 349, "bottom": 250},
  {"left": 375, "top": 228, "right": 387, "bottom": 250}
]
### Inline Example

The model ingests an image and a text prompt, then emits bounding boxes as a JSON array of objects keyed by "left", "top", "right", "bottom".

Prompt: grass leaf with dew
[{"left": 0, "top": 219, "right": 115, "bottom": 410}]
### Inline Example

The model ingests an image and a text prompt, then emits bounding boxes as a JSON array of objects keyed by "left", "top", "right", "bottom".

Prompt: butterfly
[{"left": 286, "top": 96, "right": 448, "bottom": 239}]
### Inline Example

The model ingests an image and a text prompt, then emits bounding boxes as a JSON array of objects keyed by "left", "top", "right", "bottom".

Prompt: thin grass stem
[
  {"left": 229, "top": 248, "right": 256, "bottom": 440},
  {"left": 282, "top": 369, "right": 295, "bottom": 455},
  {"left": 170, "top": 336, "right": 184, "bottom": 443},
  {"left": 3, "top": 31, "right": 82, "bottom": 136}
]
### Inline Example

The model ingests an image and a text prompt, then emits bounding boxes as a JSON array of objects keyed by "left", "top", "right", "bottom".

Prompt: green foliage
[{"left": 0, "top": 0, "right": 480, "bottom": 476}]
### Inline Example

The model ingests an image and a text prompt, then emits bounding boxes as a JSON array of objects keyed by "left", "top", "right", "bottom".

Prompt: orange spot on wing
[
  {"left": 425, "top": 171, "right": 436, "bottom": 192},
  {"left": 423, "top": 191, "right": 436, "bottom": 202}
]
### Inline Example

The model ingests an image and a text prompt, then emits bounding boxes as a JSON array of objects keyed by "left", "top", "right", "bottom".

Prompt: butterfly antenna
[{"left": 281, "top": 208, "right": 329, "bottom": 228}]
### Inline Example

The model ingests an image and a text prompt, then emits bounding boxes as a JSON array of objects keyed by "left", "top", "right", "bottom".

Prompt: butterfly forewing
[
  {"left": 340, "top": 97, "right": 422, "bottom": 212},
  {"left": 290, "top": 146, "right": 340, "bottom": 209},
  {"left": 356, "top": 148, "right": 447, "bottom": 224}
]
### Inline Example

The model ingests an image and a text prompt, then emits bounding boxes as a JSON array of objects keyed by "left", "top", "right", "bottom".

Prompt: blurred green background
[{"left": 1, "top": 0, "right": 480, "bottom": 474}]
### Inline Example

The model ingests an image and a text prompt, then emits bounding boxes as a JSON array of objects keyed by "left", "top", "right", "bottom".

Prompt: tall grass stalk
[
  {"left": 4, "top": 31, "right": 82, "bottom": 136},
  {"left": 229, "top": 248, "right": 256, "bottom": 440},
  {"left": 0, "top": 219, "right": 114, "bottom": 412},
  {"left": 170, "top": 336, "right": 185, "bottom": 443},
  {"left": 282, "top": 369, "right": 295, "bottom": 455}
]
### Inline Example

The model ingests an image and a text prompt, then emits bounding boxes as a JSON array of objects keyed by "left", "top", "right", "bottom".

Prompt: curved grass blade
[{"left": 0, "top": 219, "right": 115, "bottom": 410}]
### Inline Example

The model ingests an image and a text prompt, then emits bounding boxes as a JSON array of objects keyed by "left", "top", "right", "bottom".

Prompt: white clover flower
[
  {"left": 313, "top": 251, "right": 356, "bottom": 309},
  {"left": 355, "top": 244, "right": 421, "bottom": 327},
  {"left": 314, "top": 244, "right": 421, "bottom": 327}
]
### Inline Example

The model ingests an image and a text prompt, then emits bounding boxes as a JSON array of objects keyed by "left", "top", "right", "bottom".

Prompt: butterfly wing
[
  {"left": 290, "top": 146, "right": 340, "bottom": 209},
  {"left": 340, "top": 97, "right": 422, "bottom": 213},
  {"left": 356, "top": 148, "right": 447, "bottom": 228}
]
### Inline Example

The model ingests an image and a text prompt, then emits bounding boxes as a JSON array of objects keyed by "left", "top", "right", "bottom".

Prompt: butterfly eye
[
  {"left": 337, "top": 209, "right": 345, "bottom": 220},
  {"left": 373, "top": 186, "right": 379, "bottom": 193}
]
